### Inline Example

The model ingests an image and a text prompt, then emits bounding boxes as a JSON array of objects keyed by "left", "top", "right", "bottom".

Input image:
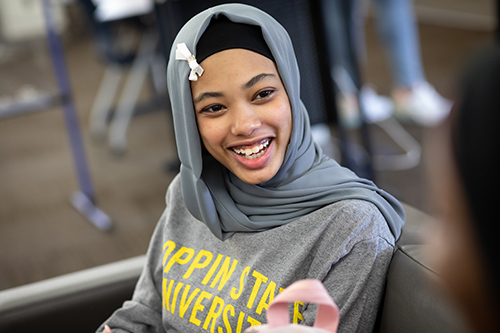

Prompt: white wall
[{"left": 0, "top": 0, "right": 67, "bottom": 42}]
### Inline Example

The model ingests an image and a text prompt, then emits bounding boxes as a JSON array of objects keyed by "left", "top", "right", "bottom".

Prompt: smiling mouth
[{"left": 231, "top": 138, "right": 271, "bottom": 160}]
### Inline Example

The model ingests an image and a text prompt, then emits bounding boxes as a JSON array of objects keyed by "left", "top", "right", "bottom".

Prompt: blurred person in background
[
  {"left": 320, "top": 0, "right": 451, "bottom": 128},
  {"left": 426, "top": 45, "right": 500, "bottom": 332}
]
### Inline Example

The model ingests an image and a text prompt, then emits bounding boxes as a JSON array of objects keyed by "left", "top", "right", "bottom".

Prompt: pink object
[{"left": 266, "top": 279, "right": 339, "bottom": 332}]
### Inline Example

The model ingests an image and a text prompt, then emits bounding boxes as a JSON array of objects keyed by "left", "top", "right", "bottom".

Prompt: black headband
[{"left": 196, "top": 15, "right": 275, "bottom": 64}]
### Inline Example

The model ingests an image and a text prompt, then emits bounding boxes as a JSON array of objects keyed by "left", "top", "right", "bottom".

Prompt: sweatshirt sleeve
[
  {"left": 298, "top": 201, "right": 395, "bottom": 333},
  {"left": 332, "top": 237, "right": 393, "bottom": 333},
  {"left": 95, "top": 209, "right": 169, "bottom": 333},
  {"left": 302, "top": 236, "right": 394, "bottom": 333}
]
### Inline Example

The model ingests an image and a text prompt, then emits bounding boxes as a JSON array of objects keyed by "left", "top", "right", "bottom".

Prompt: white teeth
[{"left": 232, "top": 139, "right": 270, "bottom": 159}]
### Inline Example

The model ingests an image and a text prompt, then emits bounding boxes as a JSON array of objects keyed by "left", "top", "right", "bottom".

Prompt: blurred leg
[
  {"left": 373, "top": 0, "right": 451, "bottom": 126},
  {"left": 320, "top": 0, "right": 366, "bottom": 87},
  {"left": 372, "top": 0, "right": 424, "bottom": 88}
]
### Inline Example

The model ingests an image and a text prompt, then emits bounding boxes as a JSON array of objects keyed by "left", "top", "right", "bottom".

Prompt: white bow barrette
[{"left": 175, "top": 43, "right": 204, "bottom": 81}]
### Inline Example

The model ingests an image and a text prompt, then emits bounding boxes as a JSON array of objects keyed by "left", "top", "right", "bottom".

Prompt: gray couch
[
  {"left": 0, "top": 204, "right": 467, "bottom": 332},
  {"left": 376, "top": 204, "right": 467, "bottom": 333}
]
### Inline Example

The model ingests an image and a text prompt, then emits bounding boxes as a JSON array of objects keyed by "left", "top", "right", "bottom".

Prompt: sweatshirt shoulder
[
  {"left": 165, "top": 174, "right": 183, "bottom": 203},
  {"left": 316, "top": 199, "right": 396, "bottom": 246}
]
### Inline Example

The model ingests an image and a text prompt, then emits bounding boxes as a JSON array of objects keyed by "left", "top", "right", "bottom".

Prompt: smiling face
[{"left": 190, "top": 48, "right": 292, "bottom": 184}]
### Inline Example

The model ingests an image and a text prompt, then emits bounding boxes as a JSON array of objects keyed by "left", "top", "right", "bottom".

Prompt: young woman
[{"left": 98, "top": 4, "right": 405, "bottom": 332}]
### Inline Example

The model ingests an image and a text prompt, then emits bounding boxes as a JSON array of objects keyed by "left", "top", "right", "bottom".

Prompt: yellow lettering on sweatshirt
[
  {"left": 230, "top": 266, "right": 250, "bottom": 300},
  {"left": 235, "top": 311, "right": 246, "bottom": 333},
  {"left": 202, "top": 254, "right": 224, "bottom": 285},
  {"left": 218, "top": 304, "right": 235, "bottom": 333},
  {"left": 189, "top": 290, "right": 213, "bottom": 326},
  {"left": 179, "top": 285, "right": 200, "bottom": 318},
  {"left": 162, "top": 278, "right": 174, "bottom": 311},
  {"left": 171, "top": 281, "right": 184, "bottom": 314},
  {"left": 203, "top": 296, "right": 225, "bottom": 332},
  {"left": 247, "top": 315, "right": 261, "bottom": 327},
  {"left": 256, "top": 280, "right": 276, "bottom": 315},
  {"left": 162, "top": 241, "right": 176, "bottom": 266},
  {"left": 162, "top": 278, "right": 169, "bottom": 310},
  {"left": 183, "top": 250, "right": 213, "bottom": 279},
  {"left": 164, "top": 247, "right": 195, "bottom": 273},
  {"left": 293, "top": 301, "right": 304, "bottom": 324},
  {"left": 247, "top": 271, "right": 268, "bottom": 309},
  {"left": 210, "top": 257, "right": 238, "bottom": 290}
]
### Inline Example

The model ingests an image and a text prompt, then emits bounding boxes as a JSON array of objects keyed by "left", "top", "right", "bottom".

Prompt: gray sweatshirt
[{"left": 98, "top": 175, "right": 395, "bottom": 333}]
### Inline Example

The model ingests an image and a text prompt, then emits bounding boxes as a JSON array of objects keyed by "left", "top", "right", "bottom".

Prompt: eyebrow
[
  {"left": 193, "top": 91, "right": 224, "bottom": 104},
  {"left": 243, "top": 73, "right": 276, "bottom": 90},
  {"left": 193, "top": 73, "right": 277, "bottom": 105}
]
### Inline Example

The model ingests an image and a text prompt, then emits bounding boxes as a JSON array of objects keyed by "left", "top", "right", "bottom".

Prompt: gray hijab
[{"left": 166, "top": 3, "right": 405, "bottom": 241}]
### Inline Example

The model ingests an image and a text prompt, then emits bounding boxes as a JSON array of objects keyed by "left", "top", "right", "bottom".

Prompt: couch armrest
[
  {"left": 397, "top": 203, "right": 433, "bottom": 247},
  {"left": 379, "top": 245, "right": 467, "bottom": 333},
  {"left": 0, "top": 255, "right": 145, "bottom": 333}
]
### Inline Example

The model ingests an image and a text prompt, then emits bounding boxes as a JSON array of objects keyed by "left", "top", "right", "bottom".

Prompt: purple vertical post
[{"left": 41, "top": 0, "right": 111, "bottom": 230}]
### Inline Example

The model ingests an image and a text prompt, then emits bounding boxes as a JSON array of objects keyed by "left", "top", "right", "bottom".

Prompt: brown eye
[
  {"left": 202, "top": 104, "right": 225, "bottom": 113},
  {"left": 254, "top": 90, "right": 274, "bottom": 100}
]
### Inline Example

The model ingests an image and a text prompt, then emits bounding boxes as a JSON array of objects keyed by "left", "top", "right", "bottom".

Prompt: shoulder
[
  {"left": 167, "top": 173, "right": 182, "bottom": 193},
  {"left": 302, "top": 199, "right": 395, "bottom": 248},
  {"left": 162, "top": 174, "right": 214, "bottom": 234},
  {"left": 163, "top": 174, "right": 194, "bottom": 226},
  {"left": 257, "top": 199, "right": 396, "bottom": 276},
  {"left": 165, "top": 174, "right": 183, "bottom": 204}
]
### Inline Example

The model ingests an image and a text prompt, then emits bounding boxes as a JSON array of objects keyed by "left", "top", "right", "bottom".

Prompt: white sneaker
[
  {"left": 336, "top": 92, "right": 361, "bottom": 128},
  {"left": 360, "top": 86, "right": 394, "bottom": 124},
  {"left": 393, "top": 82, "right": 452, "bottom": 127},
  {"left": 336, "top": 85, "right": 393, "bottom": 128}
]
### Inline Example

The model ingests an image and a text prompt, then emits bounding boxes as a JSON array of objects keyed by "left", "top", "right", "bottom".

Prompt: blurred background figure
[
  {"left": 320, "top": 0, "right": 451, "bottom": 128},
  {"left": 79, "top": 0, "right": 167, "bottom": 155},
  {"left": 427, "top": 45, "right": 500, "bottom": 332}
]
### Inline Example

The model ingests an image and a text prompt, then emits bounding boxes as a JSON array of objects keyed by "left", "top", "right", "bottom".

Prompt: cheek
[
  {"left": 197, "top": 120, "right": 224, "bottom": 152},
  {"left": 270, "top": 100, "right": 292, "bottom": 136}
]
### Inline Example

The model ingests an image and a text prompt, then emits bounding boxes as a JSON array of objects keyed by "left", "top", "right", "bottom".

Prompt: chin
[{"left": 241, "top": 170, "right": 278, "bottom": 184}]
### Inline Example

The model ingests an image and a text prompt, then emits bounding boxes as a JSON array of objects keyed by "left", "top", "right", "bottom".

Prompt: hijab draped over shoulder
[{"left": 166, "top": 3, "right": 405, "bottom": 241}]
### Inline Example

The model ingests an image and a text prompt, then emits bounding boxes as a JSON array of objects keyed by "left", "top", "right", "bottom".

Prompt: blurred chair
[
  {"left": 79, "top": 0, "right": 166, "bottom": 155},
  {"left": 0, "top": 0, "right": 112, "bottom": 230}
]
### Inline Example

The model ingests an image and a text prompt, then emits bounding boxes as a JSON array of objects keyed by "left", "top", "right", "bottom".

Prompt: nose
[{"left": 230, "top": 105, "right": 262, "bottom": 136}]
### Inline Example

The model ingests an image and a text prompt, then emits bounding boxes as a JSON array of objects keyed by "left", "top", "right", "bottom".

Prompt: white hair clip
[{"left": 175, "top": 43, "right": 204, "bottom": 81}]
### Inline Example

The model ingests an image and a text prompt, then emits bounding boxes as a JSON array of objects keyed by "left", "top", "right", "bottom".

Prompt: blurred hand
[
  {"left": 244, "top": 324, "right": 332, "bottom": 333},
  {"left": 103, "top": 324, "right": 112, "bottom": 333}
]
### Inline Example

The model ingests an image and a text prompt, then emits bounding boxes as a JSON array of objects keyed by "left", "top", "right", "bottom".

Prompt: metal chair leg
[
  {"left": 42, "top": 0, "right": 111, "bottom": 230},
  {"left": 108, "top": 31, "right": 157, "bottom": 155},
  {"left": 89, "top": 64, "right": 123, "bottom": 142}
]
